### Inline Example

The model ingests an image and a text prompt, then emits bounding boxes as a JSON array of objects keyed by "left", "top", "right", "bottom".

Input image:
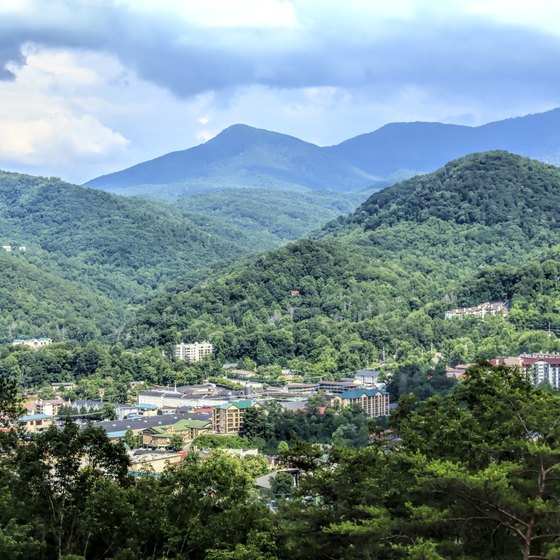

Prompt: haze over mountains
[{"left": 86, "top": 107, "right": 560, "bottom": 199}]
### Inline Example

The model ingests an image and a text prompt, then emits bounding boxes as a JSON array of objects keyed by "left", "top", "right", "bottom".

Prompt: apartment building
[
  {"left": 174, "top": 341, "right": 213, "bottom": 362},
  {"left": 12, "top": 337, "right": 53, "bottom": 350},
  {"left": 331, "top": 388, "right": 390, "bottom": 418},
  {"left": 212, "top": 400, "right": 260, "bottom": 435}
]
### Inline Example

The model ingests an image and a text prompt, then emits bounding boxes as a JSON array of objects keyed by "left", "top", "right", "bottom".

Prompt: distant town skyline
[{"left": 1, "top": 0, "right": 560, "bottom": 183}]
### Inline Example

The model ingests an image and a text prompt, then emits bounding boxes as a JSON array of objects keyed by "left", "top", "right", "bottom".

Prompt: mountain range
[
  {"left": 129, "top": 151, "right": 560, "bottom": 369},
  {"left": 86, "top": 107, "right": 560, "bottom": 199}
]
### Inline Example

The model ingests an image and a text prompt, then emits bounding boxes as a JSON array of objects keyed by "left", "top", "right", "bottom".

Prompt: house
[
  {"left": 212, "top": 400, "right": 261, "bottom": 434},
  {"left": 331, "top": 388, "right": 390, "bottom": 418},
  {"left": 12, "top": 337, "right": 53, "bottom": 350}
]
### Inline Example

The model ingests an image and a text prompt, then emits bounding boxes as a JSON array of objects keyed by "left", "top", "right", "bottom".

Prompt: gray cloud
[{"left": 0, "top": 2, "right": 559, "bottom": 105}]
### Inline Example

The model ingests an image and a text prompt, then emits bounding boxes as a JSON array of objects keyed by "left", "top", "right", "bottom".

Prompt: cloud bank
[{"left": 0, "top": 0, "right": 559, "bottom": 182}]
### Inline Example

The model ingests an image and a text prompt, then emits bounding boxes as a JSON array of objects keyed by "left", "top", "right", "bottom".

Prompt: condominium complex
[
  {"left": 331, "top": 388, "right": 390, "bottom": 418},
  {"left": 174, "top": 341, "right": 213, "bottom": 362},
  {"left": 493, "top": 353, "right": 560, "bottom": 389},
  {"left": 212, "top": 400, "right": 261, "bottom": 434},
  {"left": 445, "top": 301, "right": 509, "bottom": 319}
]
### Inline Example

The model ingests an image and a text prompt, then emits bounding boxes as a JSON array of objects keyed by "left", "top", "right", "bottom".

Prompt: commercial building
[
  {"left": 137, "top": 385, "right": 232, "bottom": 410},
  {"left": 174, "top": 341, "right": 213, "bottom": 362},
  {"left": 142, "top": 418, "right": 212, "bottom": 448},
  {"left": 331, "top": 388, "right": 390, "bottom": 418},
  {"left": 318, "top": 380, "right": 361, "bottom": 394},
  {"left": 212, "top": 400, "right": 261, "bottom": 435},
  {"left": 492, "top": 354, "right": 560, "bottom": 389}
]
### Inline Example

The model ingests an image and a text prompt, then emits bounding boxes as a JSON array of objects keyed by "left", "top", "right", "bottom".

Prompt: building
[
  {"left": 492, "top": 354, "right": 560, "bottom": 389},
  {"left": 284, "top": 383, "right": 319, "bottom": 394},
  {"left": 353, "top": 370, "right": 381, "bottom": 386},
  {"left": 519, "top": 354, "right": 560, "bottom": 389},
  {"left": 129, "top": 450, "right": 185, "bottom": 473},
  {"left": 137, "top": 386, "right": 233, "bottom": 410},
  {"left": 142, "top": 418, "right": 212, "bottom": 448},
  {"left": 174, "top": 341, "right": 213, "bottom": 362},
  {"left": 12, "top": 337, "right": 53, "bottom": 350},
  {"left": 18, "top": 414, "right": 53, "bottom": 433},
  {"left": 91, "top": 412, "right": 212, "bottom": 439},
  {"left": 35, "top": 399, "right": 64, "bottom": 416},
  {"left": 318, "top": 380, "right": 361, "bottom": 394},
  {"left": 445, "top": 301, "right": 509, "bottom": 319},
  {"left": 331, "top": 388, "right": 390, "bottom": 418},
  {"left": 212, "top": 400, "right": 261, "bottom": 435}
]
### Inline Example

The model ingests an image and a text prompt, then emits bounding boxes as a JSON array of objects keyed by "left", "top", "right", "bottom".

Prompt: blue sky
[{"left": 1, "top": 0, "right": 559, "bottom": 183}]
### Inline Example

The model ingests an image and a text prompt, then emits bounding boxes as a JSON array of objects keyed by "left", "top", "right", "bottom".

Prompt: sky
[{"left": 1, "top": 0, "right": 560, "bottom": 184}]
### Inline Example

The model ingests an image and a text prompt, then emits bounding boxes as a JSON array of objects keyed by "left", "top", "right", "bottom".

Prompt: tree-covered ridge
[
  {"left": 85, "top": 123, "right": 378, "bottom": 196},
  {"left": 128, "top": 152, "right": 560, "bottom": 387},
  {"left": 176, "top": 188, "right": 367, "bottom": 250},
  {"left": 0, "top": 252, "right": 123, "bottom": 342},
  {"left": 350, "top": 151, "right": 560, "bottom": 231},
  {"left": 0, "top": 170, "right": 238, "bottom": 301}
]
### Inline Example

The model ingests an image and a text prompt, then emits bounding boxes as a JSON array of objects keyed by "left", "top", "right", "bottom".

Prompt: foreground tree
[{"left": 280, "top": 364, "right": 560, "bottom": 559}]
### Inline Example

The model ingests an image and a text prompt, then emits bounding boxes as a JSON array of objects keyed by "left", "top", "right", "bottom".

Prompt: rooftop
[{"left": 213, "top": 399, "right": 258, "bottom": 410}]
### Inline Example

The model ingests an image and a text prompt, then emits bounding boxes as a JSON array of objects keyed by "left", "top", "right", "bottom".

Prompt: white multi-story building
[
  {"left": 174, "top": 341, "right": 213, "bottom": 362},
  {"left": 493, "top": 354, "right": 560, "bottom": 389}
]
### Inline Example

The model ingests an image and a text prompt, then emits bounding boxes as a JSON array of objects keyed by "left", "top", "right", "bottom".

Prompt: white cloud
[
  {"left": 115, "top": 0, "right": 298, "bottom": 28},
  {"left": 461, "top": 0, "right": 560, "bottom": 35}
]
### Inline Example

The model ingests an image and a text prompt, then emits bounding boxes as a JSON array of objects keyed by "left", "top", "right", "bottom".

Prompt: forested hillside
[
  {"left": 0, "top": 252, "right": 123, "bottom": 342},
  {"left": 350, "top": 151, "right": 560, "bottom": 231},
  {"left": 129, "top": 152, "right": 560, "bottom": 394},
  {"left": 85, "top": 124, "right": 377, "bottom": 196},
  {"left": 0, "top": 171, "right": 239, "bottom": 301},
  {"left": 176, "top": 188, "right": 366, "bottom": 250}
]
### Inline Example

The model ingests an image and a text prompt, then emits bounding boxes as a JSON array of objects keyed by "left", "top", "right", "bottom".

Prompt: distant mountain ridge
[
  {"left": 85, "top": 124, "right": 378, "bottom": 196},
  {"left": 327, "top": 108, "right": 560, "bottom": 176},
  {"left": 85, "top": 108, "right": 560, "bottom": 198}
]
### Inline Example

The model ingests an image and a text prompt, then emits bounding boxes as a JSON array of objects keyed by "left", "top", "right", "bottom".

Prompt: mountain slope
[
  {"left": 0, "top": 170, "right": 238, "bottom": 301},
  {"left": 175, "top": 188, "right": 368, "bottom": 250},
  {"left": 129, "top": 152, "right": 560, "bottom": 374},
  {"left": 328, "top": 108, "right": 560, "bottom": 176},
  {"left": 349, "top": 151, "right": 560, "bottom": 232},
  {"left": 0, "top": 251, "right": 123, "bottom": 342},
  {"left": 85, "top": 124, "right": 378, "bottom": 196}
]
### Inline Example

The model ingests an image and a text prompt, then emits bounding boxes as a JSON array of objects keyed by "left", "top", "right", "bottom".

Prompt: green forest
[
  {"left": 125, "top": 153, "right": 560, "bottom": 398},
  {"left": 1, "top": 151, "right": 560, "bottom": 557}
]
